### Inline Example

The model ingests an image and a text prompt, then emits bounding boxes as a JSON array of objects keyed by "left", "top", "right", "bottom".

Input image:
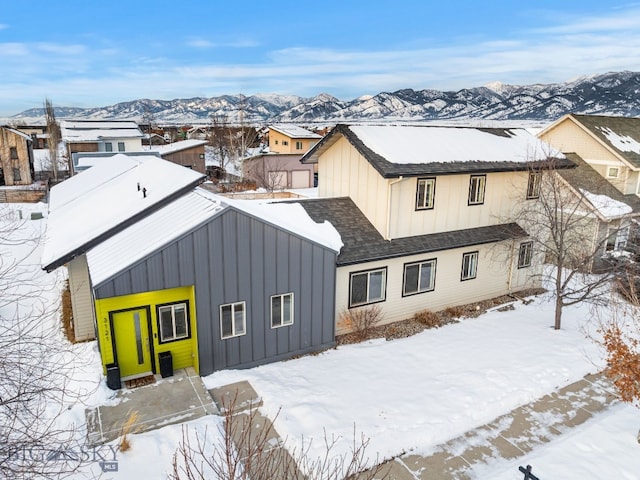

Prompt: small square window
[
  {"left": 282, "top": 140, "right": 289, "bottom": 146},
  {"left": 461, "top": 251, "right": 478, "bottom": 281},
  {"left": 526, "top": 172, "right": 541, "bottom": 199},
  {"left": 607, "top": 166, "right": 620, "bottom": 178},
  {"left": 271, "top": 293, "right": 294, "bottom": 328},
  {"left": 349, "top": 268, "right": 387, "bottom": 307},
  {"left": 416, "top": 178, "right": 436, "bottom": 210},
  {"left": 118, "top": 142, "right": 125, "bottom": 152},
  {"left": 220, "top": 301, "right": 246, "bottom": 339},
  {"left": 157, "top": 301, "right": 190, "bottom": 343},
  {"left": 468, "top": 175, "right": 486, "bottom": 205},
  {"left": 518, "top": 241, "right": 533, "bottom": 268},
  {"left": 403, "top": 259, "right": 437, "bottom": 296}
]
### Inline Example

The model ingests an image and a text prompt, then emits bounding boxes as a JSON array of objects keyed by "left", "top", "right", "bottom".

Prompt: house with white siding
[{"left": 297, "top": 124, "right": 575, "bottom": 332}]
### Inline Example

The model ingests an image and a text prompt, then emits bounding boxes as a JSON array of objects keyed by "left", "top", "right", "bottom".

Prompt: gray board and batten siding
[{"left": 92, "top": 206, "right": 337, "bottom": 375}]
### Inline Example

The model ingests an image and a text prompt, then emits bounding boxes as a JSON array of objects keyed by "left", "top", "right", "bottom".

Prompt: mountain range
[{"left": 10, "top": 71, "right": 640, "bottom": 125}]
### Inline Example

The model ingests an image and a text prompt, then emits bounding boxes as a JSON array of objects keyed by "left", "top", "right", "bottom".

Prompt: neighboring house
[
  {"left": 60, "top": 120, "right": 144, "bottom": 160},
  {"left": 149, "top": 139, "right": 207, "bottom": 174},
  {"left": 242, "top": 153, "right": 315, "bottom": 190},
  {"left": 186, "top": 126, "right": 209, "bottom": 140},
  {"left": 42, "top": 154, "right": 339, "bottom": 380},
  {"left": 538, "top": 114, "right": 640, "bottom": 259},
  {"left": 268, "top": 124, "right": 322, "bottom": 154},
  {"left": 297, "top": 124, "right": 574, "bottom": 331},
  {"left": 538, "top": 114, "right": 640, "bottom": 196},
  {"left": 556, "top": 153, "right": 640, "bottom": 263},
  {"left": 71, "top": 151, "right": 161, "bottom": 174},
  {"left": 0, "top": 126, "right": 35, "bottom": 186},
  {"left": 13, "top": 124, "right": 48, "bottom": 149}
]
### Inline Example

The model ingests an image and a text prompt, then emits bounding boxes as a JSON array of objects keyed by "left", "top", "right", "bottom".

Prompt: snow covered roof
[
  {"left": 87, "top": 188, "right": 226, "bottom": 286},
  {"left": 150, "top": 139, "right": 207, "bottom": 156},
  {"left": 302, "top": 124, "right": 571, "bottom": 178},
  {"left": 42, "top": 155, "right": 205, "bottom": 271},
  {"left": 87, "top": 188, "right": 342, "bottom": 286},
  {"left": 269, "top": 124, "right": 322, "bottom": 139},
  {"left": 3, "top": 126, "right": 32, "bottom": 142},
  {"left": 558, "top": 153, "right": 640, "bottom": 220},
  {"left": 563, "top": 114, "right": 640, "bottom": 169},
  {"left": 60, "top": 120, "right": 143, "bottom": 142}
]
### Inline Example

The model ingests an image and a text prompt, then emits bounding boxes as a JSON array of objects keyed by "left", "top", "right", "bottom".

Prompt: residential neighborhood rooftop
[
  {"left": 150, "top": 139, "right": 208, "bottom": 155},
  {"left": 60, "top": 119, "right": 144, "bottom": 142},
  {"left": 293, "top": 196, "right": 528, "bottom": 266},
  {"left": 42, "top": 155, "right": 205, "bottom": 271},
  {"left": 302, "top": 124, "right": 573, "bottom": 178},
  {"left": 269, "top": 124, "right": 322, "bottom": 139}
]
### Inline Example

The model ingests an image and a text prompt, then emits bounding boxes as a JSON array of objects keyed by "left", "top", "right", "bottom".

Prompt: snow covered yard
[{"left": 2, "top": 201, "right": 639, "bottom": 478}]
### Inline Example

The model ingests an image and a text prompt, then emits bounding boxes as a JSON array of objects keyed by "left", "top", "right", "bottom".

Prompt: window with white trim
[
  {"left": 295, "top": 141, "right": 303, "bottom": 150},
  {"left": 349, "top": 268, "right": 386, "bottom": 307},
  {"left": 526, "top": 172, "right": 541, "bottom": 199},
  {"left": 118, "top": 141, "right": 125, "bottom": 152},
  {"left": 607, "top": 166, "right": 620, "bottom": 178},
  {"left": 157, "top": 302, "right": 190, "bottom": 343},
  {"left": 271, "top": 293, "right": 294, "bottom": 328},
  {"left": 416, "top": 178, "right": 436, "bottom": 210},
  {"left": 403, "top": 259, "right": 436, "bottom": 296},
  {"left": 468, "top": 175, "right": 486, "bottom": 205},
  {"left": 461, "top": 251, "right": 478, "bottom": 280},
  {"left": 220, "top": 301, "right": 246, "bottom": 339},
  {"left": 104, "top": 142, "right": 113, "bottom": 152},
  {"left": 518, "top": 241, "right": 533, "bottom": 268}
]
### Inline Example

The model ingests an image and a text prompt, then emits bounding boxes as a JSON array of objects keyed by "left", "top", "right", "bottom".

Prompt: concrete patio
[{"left": 86, "top": 367, "right": 218, "bottom": 445}]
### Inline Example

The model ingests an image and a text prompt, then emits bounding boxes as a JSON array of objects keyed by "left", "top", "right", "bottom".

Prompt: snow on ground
[
  {"left": 2, "top": 203, "right": 639, "bottom": 479},
  {"left": 203, "top": 296, "right": 608, "bottom": 466}
]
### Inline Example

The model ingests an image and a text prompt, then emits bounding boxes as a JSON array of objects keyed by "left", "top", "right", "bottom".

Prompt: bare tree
[
  {"left": 43, "top": 98, "right": 60, "bottom": 181},
  {"left": 0, "top": 207, "right": 84, "bottom": 478},
  {"left": 245, "top": 156, "right": 289, "bottom": 193},
  {"left": 513, "top": 158, "right": 622, "bottom": 329},
  {"left": 208, "top": 114, "right": 260, "bottom": 182},
  {"left": 170, "top": 394, "right": 389, "bottom": 480}
]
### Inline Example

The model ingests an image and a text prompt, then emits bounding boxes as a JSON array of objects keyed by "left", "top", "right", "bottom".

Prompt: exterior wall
[
  {"left": 243, "top": 154, "right": 314, "bottom": 189},
  {"left": 388, "top": 171, "right": 528, "bottom": 238},
  {"left": 94, "top": 285, "right": 198, "bottom": 376},
  {"left": 98, "top": 138, "right": 143, "bottom": 153},
  {"left": 161, "top": 146, "right": 206, "bottom": 174},
  {"left": 67, "top": 142, "right": 99, "bottom": 156},
  {"left": 318, "top": 136, "right": 391, "bottom": 237},
  {"left": 269, "top": 130, "right": 318, "bottom": 154},
  {"left": 67, "top": 255, "right": 97, "bottom": 341},
  {"left": 335, "top": 240, "right": 540, "bottom": 334},
  {"left": 539, "top": 119, "right": 634, "bottom": 194},
  {"left": 93, "top": 208, "right": 337, "bottom": 375},
  {"left": 0, "top": 128, "right": 33, "bottom": 186}
]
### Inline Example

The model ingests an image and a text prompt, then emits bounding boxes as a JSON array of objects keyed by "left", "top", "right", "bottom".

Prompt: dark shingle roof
[
  {"left": 570, "top": 114, "right": 640, "bottom": 169},
  {"left": 293, "top": 197, "right": 528, "bottom": 266},
  {"left": 301, "top": 124, "right": 574, "bottom": 178},
  {"left": 558, "top": 152, "right": 640, "bottom": 216}
]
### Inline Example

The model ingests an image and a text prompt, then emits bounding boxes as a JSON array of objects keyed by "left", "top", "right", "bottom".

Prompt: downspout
[{"left": 386, "top": 176, "right": 404, "bottom": 240}]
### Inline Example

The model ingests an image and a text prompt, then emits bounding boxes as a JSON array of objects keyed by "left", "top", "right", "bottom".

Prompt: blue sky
[{"left": 2, "top": 1, "right": 640, "bottom": 116}]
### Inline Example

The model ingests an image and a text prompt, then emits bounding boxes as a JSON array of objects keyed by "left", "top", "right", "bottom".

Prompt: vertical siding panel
[
  {"left": 310, "top": 246, "right": 324, "bottom": 346},
  {"left": 322, "top": 250, "right": 337, "bottom": 343},
  {"left": 193, "top": 226, "right": 214, "bottom": 374},
  {"left": 146, "top": 255, "right": 164, "bottom": 291},
  {"left": 222, "top": 213, "right": 239, "bottom": 301},
  {"left": 287, "top": 236, "right": 302, "bottom": 353},
  {"left": 209, "top": 218, "right": 228, "bottom": 370},
  {"left": 237, "top": 214, "right": 254, "bottom": 365},
  {"left": 263, "top": 223, "right": 278, "bottom": 359},
  {"left": 250, "top": 218, "right": 266, "bottom": 362},
  {"left": 299, "top": 242, "right": 313, "bottom": 349},
  {"left": 178, "top": 234, "right": 195, "bottom": 286}
]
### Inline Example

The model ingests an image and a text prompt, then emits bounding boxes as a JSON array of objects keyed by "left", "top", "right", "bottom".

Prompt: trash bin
[
  {"left": 159, "top": 351, "right": 173, "bottom": 378},
  {"left": 106, "top": 363, "right": 121, "bottom": 390}
]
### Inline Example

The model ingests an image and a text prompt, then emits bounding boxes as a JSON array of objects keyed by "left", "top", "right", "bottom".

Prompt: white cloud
[{"left": 0, "top": 24, "right": 8, "bottom": 30}]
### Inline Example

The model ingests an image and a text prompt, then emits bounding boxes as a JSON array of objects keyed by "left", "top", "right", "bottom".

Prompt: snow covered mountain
[{"left": 11, "top": 71, "right": 640, "bottom": 124}]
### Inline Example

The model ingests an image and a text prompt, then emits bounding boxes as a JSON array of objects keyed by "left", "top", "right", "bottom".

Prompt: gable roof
[
  {"left": 301, "top": 124, "right": 573, "bottom": 178},
  {"left": 552, "top": 114, "right": 640, "bottom": 169},
  {"left": 269, "top": 124, "right": 322, "bottom": 139},
  {"left": 150, "top": 139, "right": 207, "bottom": 156},
  {"left": 42, "top": 155, "right": 205, "bottom": 272},
  {"left": 557, "top": 153, "right": 640, "bottom": 220},
  {"left": 87, "top": 188, "right": 341, "bottom": 287},
  {"left": 60, "top": 120, "right": 144, "bottom": 142},
  {"left": 1, "top": 126, "right": 33, "bottom": 142},
  {"left": 292, "top": 197, "right": 527, "bottom": 266}
]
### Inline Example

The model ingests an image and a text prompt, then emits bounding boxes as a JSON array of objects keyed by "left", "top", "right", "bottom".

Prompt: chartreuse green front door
[{"left": 111, "top": 307, "right": 153, "bottom": 378}]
